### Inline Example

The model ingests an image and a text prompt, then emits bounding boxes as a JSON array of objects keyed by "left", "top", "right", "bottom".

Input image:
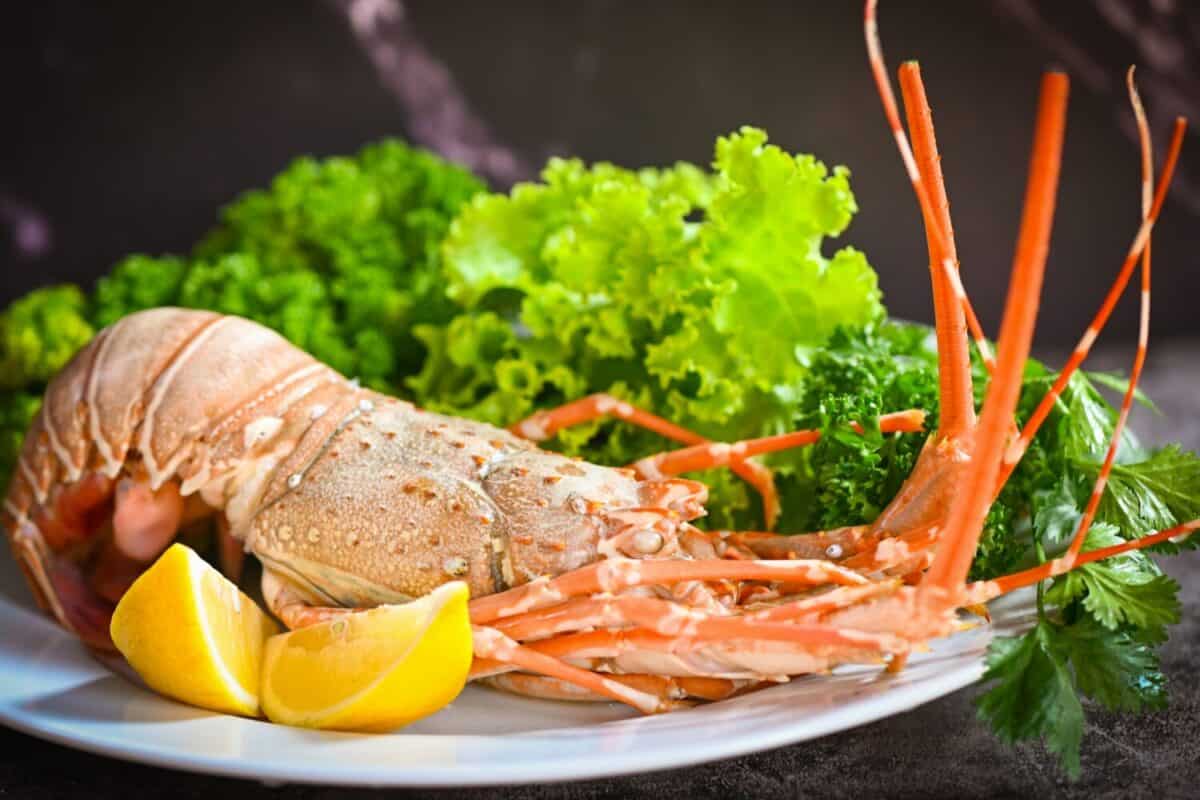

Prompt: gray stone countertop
[{"left": 1, "top": 342, "right": 1197, "bottom": 800}]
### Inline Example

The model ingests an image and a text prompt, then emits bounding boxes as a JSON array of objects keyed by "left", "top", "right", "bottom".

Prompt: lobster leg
[
  {"left": 725, "top": 521, "right": 939, "bottom": 572},
  {"left": 975, "top": 518, "right": 1200, "bottom": 601},
  {"left": 523, "top": 625, "right": 902, "bottom": 674},
  {"left": 630, "top": 410, "right": 924, "bottom": 479},
  {"left": 477, "top": 672, "right": 742, "bottom": 705},
  {"left": 747, "top": 581, "right": 904, "bottom": 622},
  {"left": 258, "top": 568, "right": 681, "bottom": 712},
  {"left": 112, "top": 478, "right": 183, "bottom": 562},
  {"left": 469, "top": 558, "right": 868, "bottom": 624},
  {"left": 472, "top": 626, "right": 672, "bottom": 713},
  {"left": 260, "top": 568, "right": 355, "bottom": 629},
  {"left": 725, "top": 526, "right": 871, "bottom": 561},
  {"left": 508, "top": 393, "right": 781, "bottom": 528},
  {"left": 492, "top": 591, "right": 907, "bottom": 645}
]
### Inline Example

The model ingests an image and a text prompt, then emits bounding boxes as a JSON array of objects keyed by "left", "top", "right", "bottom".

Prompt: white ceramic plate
[{"left": 0, "top": 552, "right": 1035, "bottom": 788}]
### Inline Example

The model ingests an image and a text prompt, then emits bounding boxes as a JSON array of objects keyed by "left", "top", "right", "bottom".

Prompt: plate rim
[
  {"left": 0, "top": 589, "right": 1015, "bottom": 788},
  {"left": 0, "top": 659, "right": 986, "bottom": 788}
]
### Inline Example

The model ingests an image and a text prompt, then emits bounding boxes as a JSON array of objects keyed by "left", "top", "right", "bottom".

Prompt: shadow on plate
[{"left": 19, "top": 674, "right": 214, "bottom": 726}]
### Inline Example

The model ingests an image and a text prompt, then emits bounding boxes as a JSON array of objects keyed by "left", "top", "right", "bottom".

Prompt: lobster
[{"left": 4, "top": 1, "right": 1196, "bottom": 714}]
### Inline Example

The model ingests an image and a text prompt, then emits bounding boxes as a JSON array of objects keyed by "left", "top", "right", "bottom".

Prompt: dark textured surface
[
  {"left": 4, "top": 0, "right": 1200, "bottom": 345},
  {"left": 0, "top": 342, "right": 1197, "bottom": 797}
]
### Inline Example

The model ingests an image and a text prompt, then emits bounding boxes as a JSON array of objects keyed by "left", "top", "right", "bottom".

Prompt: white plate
[{"left": 0, "top": 552, "right": 1035, "bottom": 788}]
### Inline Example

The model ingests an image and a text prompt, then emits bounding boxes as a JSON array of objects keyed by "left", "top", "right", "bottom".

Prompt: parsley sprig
[{"left": 795, "top": 323, "right": 1199, "bottom": 777}]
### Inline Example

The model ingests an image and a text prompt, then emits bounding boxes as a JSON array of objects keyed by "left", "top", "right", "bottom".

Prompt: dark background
[
  {"left": 3, "top": 4, "right": 1200, "bottom": 797},
  {"left": 2, "top": 0, "right": 1198, "bottom": 346}
]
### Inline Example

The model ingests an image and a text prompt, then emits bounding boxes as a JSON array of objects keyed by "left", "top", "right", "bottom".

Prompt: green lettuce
[
  {"left": 0, "top": 139, "right": 484, "bottom": 486},
  {"left": 412, "top": 127, "right": 882, "bottom": 526}
]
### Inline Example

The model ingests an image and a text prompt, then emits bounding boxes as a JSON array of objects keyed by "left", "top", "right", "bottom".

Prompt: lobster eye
[{"left": 631, "top": 530, "right": 665, "bottom": 555}]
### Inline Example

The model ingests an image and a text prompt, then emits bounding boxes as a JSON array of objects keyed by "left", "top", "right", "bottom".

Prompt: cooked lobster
[{"left": 4, "top": 1, "right": 1195, "bottom": 713}]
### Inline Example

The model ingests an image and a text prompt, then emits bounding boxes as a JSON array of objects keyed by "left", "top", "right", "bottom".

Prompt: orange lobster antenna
[
  {"left": 922, "top": 72, "right": 1070, "bottom": 593},
  {"left": 993, "top": 116, "right": 1187, "bottom": 494},
  {"left": 897, "top": 61, "right": 975, "bottom": 437},
  {"left": 864, "top": 0, "right": 996, "bottom": 374},
  {"left": 1061, "top": 68, "right": 1156, "bottom": 565}
]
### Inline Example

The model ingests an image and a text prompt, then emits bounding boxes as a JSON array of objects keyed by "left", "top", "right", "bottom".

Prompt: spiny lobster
[{"left": 3, "top": 1, "right": 1195, "bottom": 713}]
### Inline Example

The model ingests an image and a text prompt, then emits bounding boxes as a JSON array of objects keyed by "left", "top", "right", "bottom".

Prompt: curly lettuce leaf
[
  {"left": 195, "top": 139, "right": 486, "bottom": 381},
  {"left": 92, "top": 255, "right": 188, "bottom": 327},
  {"left": 0, "top": 286, "right": 95, "bottom": 390},
  {"left": 0, "top": 139, "right": 485, "bottom": 488},
  {"left": 0, "top": 391, "right": 40, "bottom": 487},
  {"left": 420, "top": 127, "right": 882, "bottom": 527}
]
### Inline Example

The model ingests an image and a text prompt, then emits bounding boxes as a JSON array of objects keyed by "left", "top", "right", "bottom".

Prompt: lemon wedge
[
  {"left": 110, "top": 543, "right": 280, "bottom": 717},
  {"left": 260, "top": 581, "right": 472, "bottom": 732}
]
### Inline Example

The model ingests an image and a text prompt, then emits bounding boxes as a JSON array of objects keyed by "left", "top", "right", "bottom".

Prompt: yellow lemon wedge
[
  {"left": 260, "top": 581, "right": 472, "bottom": 732},
  {"left": 110, "top": 543, "right": 280, "bottom": 717}
]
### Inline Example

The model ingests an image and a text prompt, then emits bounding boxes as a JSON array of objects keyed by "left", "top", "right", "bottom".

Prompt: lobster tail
[{"left": 1, "top": 308, "right": 351, "bottom": 648}]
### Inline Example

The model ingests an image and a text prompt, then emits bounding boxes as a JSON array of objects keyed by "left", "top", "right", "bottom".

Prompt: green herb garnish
[{"left": 0, "top": 131, "right": 1195, "bottom": 777}]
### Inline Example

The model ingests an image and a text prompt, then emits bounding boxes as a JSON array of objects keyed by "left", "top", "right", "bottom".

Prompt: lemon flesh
[
  {"left": 110, "top": 543, "right": 280, "bottom": 717},
  {"left": 260, "top": 581, "right": 472, "bottom": 732}
]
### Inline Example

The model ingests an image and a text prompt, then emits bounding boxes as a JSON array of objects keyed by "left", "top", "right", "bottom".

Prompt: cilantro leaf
[
  {"left": 1089, "top": 445, "right": 1200, "bottom": 543},
  {"left": 1061, "top": 374, "right": 1144, "bottom": 463},
  {"left": 1084, "top": 370, "right": 1161, "bottom": 415},
  {"left": 1059, "top": 615, "right": 1168, "bottom": 713},
  {"left": 976, "top": 621, "right": 1085, "bottom": 778},
  {"left": 1031, "top": 476, "right": 1085, "bottom": 557},
  {"left": 1046, "top": 525, "right": 1181, "bottom": 640}
]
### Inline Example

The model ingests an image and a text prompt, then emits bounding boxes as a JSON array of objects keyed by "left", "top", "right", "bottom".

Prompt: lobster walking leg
[
  {"left": 491, "top": 593, "right": 909, "bottom": 650},
  {"left": 630, "top": 410, "right": 925, "bottom": 479},
  {"left": 508, "top": 393, "right": 781, "bottom": 527},
  {"left": 725, "top": 526, "right": 872, "bottom": 561},
  {"left": 469, "top": 558, "right": 868, "bottom": 624},
  {"left": 472, "top": 626, "right": 671, "bottom": 713},
  {"left": 522, "top": 625, "right": 903, "bottom": 672},
  {"left": 112, "top": 478, "right": 182, "bottom": 562},
  {"left": 260, "top": 569, "right": 357, "bottom": 629},
  {"left": 477, "top": 672, "right": 742, "bottom": 705}
]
